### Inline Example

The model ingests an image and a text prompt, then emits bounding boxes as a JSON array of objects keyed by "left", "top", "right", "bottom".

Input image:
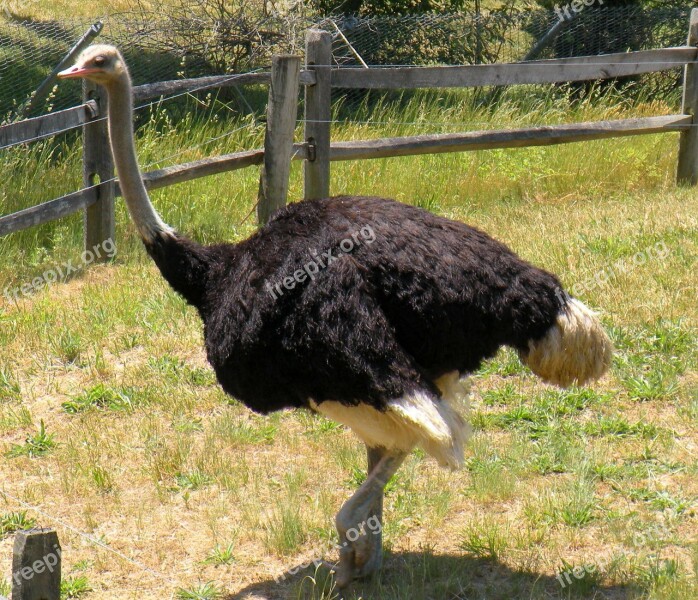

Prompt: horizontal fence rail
[
  {"left": 327, "top": 115, "right": 694, "bottom": 161},
  {"left": 0, "top": 101, "right": 98, "bottom": 149},
  {"left": 138, "top": 149, "right": 266, "bottom": 191},
  {"left": 4, "top": 111, "right": 688, "bottom": 237},
  {"left": 0, "top": 188, "right": 95, "bottom": 236},
  {"left": 331, "top": 47, "right": 698, "bottom": 89},
  {"left": 133, "top": 73, "right": 272, "bottom": 102},
  {"left": 0, "top": 148, "right": 269, "bottom": 237},
  {"left": 133, "top": 70, "right": 315, "bottom": 102}
]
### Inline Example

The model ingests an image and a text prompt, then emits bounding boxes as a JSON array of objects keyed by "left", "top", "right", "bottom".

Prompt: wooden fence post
[
  {"left": 677, "top": 8, "right": 698, "bottom": 186},
  {"left": 83, "top": 81, "right": 115, "bottom": 258},
  {"left": 22, "top": 21, "right": 103, "bottom": 119},
  {"left": 257, "top": 55, "right": 301, "bottom": 224},
  {"left": 11, "top": 528, "right": 61, "bottom": 600},
  {"left": 304, "top": 30, "right": 332, "bottom": 201}
]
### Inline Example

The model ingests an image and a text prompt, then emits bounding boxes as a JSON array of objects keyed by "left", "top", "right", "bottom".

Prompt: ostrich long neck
[
  {"left": 106, "top": 72, "right": 172, "bottom": 242},
  {"left": 105, "top": 70, "right": 213, "bottom": 310}
]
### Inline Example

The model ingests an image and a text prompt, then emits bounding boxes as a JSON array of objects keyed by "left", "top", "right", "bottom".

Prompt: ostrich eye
[{"left": 94, "top": 56, "right": 105, "bottom": 66}]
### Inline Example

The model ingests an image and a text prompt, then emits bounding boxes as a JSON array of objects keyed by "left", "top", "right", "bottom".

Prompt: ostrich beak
[{"left": 57, "top": 65, "right": 98, "bottom": 79}]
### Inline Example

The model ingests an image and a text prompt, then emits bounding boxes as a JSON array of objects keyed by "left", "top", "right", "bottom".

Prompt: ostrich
[{"left": 58, "top": 45, "right": 612, "bottom": 588}]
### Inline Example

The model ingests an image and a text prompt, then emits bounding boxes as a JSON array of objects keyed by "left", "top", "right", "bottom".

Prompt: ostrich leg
[
  {"left": 334, "top": 446, "right": 407, "bottom": 588},
  {"left": 363, "top": 446, "right": 385, "bottom": 570}
]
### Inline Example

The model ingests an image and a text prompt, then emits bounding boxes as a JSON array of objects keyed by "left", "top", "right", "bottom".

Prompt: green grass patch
[
  {"left": 62, "top": 384, "right": 136, "bottom": 413},
  {"left": 6, "top": 420, "right": 57, "bottom": 458},
  {"left": 0, "top": 511, "right": 36, "bottom": 537}
]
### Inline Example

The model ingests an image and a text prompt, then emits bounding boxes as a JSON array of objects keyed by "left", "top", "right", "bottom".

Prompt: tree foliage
[
  {"left": 309, "top": 0, "right": 470, "bottom": 17},
  {"left": 133, "top": 0, "right": 309, "bottom": 72}
]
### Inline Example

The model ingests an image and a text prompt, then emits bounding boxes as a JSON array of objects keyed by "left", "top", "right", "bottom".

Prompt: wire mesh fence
[
  {"left": 321, "top": 6, "right": 690, "bottom": 67},
  {"left": 0, "top": 13, "right": 233, "bottom": 121},
  {"left": 320, "top": 6, "right": 691, "bottom": 105},
  {"left": 0, "top": 5, "right": 693, "bottom": 122}
]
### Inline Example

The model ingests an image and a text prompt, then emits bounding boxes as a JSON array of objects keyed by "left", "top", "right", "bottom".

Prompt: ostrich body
[{"left": 59, "top": 46, "right": 613, "bottom": 587}]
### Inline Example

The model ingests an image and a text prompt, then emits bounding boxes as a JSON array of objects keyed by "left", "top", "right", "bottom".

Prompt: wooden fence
[{"left": 2, "top": 11, "right": 698, "bottom": 261}]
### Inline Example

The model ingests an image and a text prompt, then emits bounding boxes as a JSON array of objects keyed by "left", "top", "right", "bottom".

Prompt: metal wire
[
  {"left": 0, "top": 12, "right": 264, "bottom": 120},
  {"left": 318, "top": 6, "right": 690, "bottom": 104},
  {"left": 0, "top": 487, "right": 182, "bottom": 589},
  {"left": 320, "top": 6, "right": 690, "bottom": 68}
]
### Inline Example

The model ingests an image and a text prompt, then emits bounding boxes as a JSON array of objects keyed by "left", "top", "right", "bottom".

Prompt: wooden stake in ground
[{"left": 12, "top": 528, "right": 61, "bottom": 600}]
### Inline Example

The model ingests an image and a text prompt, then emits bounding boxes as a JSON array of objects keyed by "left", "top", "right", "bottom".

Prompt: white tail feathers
[{"left": 519, "top": 298, "right": 613, "bottom": 388}]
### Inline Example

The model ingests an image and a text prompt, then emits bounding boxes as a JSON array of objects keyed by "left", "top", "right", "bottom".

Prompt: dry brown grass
[{"left": 7, "top": 1, "right": 157, "bottom": 20}]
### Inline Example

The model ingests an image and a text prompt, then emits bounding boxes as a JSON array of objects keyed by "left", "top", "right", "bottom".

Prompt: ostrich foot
[
  {"left": 333, "top": 446, "right": 406, "bottom": 588},
  {"left": 335, "top": 511, "right": 383, "bottom": 588}
]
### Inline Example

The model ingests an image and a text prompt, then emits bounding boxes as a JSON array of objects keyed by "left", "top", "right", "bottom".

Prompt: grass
[
  {"left": 61, "top": 575, "right": 92, "bottom": 599},
  {"left": 4, "top": 1, "right": 163, "bottom": 20},
  {"left": 0, "top": 73, "right": 697, "bottom": 599},
  {"left": 5, "top": 0, "right": 516, "bottom": 21},
  {"left": 202, "top": 541, "right": 236, "bottom": 566},
  {"left": 0, "top": 368, "right": 20, "bottom": 401},
  {"left": 5, "top": 420, "right": 57, "bottom": 458},
  {"left": 459, "top": 516, "right": 510, "bottom": 561},
  {"left": 175, "top": 582, "right": 223, "bottom": 600},
  {"left": 61, "top": 384, "right": 135, "bottom": 413},
  {"left": 0, "top": 511, "right": 36, "bottom": 537}
]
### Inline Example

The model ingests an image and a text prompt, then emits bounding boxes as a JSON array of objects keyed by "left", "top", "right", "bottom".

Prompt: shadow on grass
[{"left": 225, "top": 549, "right": 642, "bottom": 600}]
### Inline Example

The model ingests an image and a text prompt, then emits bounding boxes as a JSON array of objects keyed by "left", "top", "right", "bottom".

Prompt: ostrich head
[
  {"left": 57, "top": 43, "right": 174, "bottom": 243},
  {"left": 57, "top": 45, "right": 127, "bottom": 86}
]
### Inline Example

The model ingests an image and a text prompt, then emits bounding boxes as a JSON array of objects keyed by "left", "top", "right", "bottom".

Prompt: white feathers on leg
[{"left": 310, "top": 371, "right": 471, "bottom": 470}]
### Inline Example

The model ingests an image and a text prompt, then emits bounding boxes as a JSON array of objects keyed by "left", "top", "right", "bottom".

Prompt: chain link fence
[{"left": 0, "top": 5, "right": 693, "bottom": 122}]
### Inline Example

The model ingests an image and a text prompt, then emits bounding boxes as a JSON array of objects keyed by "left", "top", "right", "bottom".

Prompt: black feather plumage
[{"left": 144, "top": 195, "right": 566, "bottom": 415}]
